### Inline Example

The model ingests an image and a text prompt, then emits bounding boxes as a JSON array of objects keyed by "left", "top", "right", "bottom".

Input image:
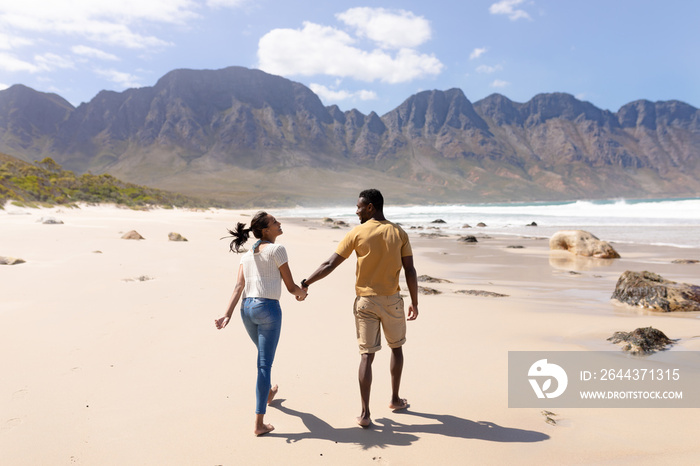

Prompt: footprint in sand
[
  {"left": 12, "top": 388, "right": 28, "bottom": 399},
  {"left": 2, "top": 418, "right": 22, "bottom": 431}
]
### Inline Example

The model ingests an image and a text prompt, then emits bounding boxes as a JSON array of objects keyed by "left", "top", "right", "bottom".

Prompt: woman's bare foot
[
  {"left": 389, "top": 398, "right": 409, "bottom": 411},
  {"left": 267, "top": 384, "right": 278, "bottom": 405},
  {"left": 356, "top": 415, "right": 371, "bottom": 428},
  {"left": 254, "top": 423, "right": 275, "bottom": 436}
]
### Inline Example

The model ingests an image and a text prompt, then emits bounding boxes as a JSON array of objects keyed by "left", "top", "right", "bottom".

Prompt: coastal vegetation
[{"left": 0, "top": 153, "right": 214, "bottom": 209}]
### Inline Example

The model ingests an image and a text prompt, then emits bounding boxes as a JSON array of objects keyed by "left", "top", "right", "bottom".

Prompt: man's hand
[{"left": 407, "top": 303, "right": 418, "bottom": 321}]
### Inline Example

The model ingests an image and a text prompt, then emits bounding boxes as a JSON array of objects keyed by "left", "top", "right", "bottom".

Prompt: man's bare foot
[
  {"left": 267, "top": 384, "right": 279, "bottom": 405},
  {"left": 389, "top": 398, "right": 409, "bottom": 411},
  {"left": 254, "top": 423, "right": 275, "bottom": 436},
  {"left": 356, "top": 416, "right": 371, "bottom": 428}
]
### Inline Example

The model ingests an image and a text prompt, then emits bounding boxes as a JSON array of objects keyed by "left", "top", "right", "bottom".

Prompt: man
[{"left": 301, "top": 189, "right": 419, "bottom": 427}]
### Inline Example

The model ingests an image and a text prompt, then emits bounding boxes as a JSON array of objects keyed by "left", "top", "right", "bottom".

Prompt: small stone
[
  {"left": 418, "top": 286, "right": 441, "bottom": 295},
  {"left": 121, "top": 230, "right": 145, "bottom": 240},
  {"left": 418, "top": 275, "right": 452, "bottom": 283},
  {"left": 38, "top": 217, "right": 64, "bottom": 224},
  {"left": 0, "top": 256, "right": 26, "bottom": 265},
  {"left": 456, "top": 290, "right": 508, "bottom": 297},
  {"left": 168, "top": 232, "right": 188, "bottom": 242}
]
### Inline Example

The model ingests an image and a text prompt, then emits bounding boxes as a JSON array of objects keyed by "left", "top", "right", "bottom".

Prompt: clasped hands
[{"left": 295, "top": 285, "right": 310, "bottom": 301}]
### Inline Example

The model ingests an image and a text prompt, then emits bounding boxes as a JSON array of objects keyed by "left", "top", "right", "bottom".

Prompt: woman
[{"left": 215, "top": 211, "right": 307, "bottom": 436}]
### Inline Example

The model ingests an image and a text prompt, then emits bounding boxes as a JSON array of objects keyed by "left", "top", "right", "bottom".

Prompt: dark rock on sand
[
  {"left": 418, "top": 286, "right": 441, "bottom": 295},
  {"left": 38, "top": 217, "right": 63, "bottom": 224},
  {"left": 611, "top": 270, "right": 700, "bottom": 312},
  {"left": 168, "top": 232, "right": 188, "bottom": 241},
  {"left": 526, "top": 221, "right": 538, "bottom": 227},
  {"left": 458, "top": 235, "right": 478, "bottom": 243},
  {"left": 671, "top": 259, "right": 699, "bottom": 264},
  {"left": 431, "top": 219, "right": 446, "bottom": 224},
  {"left": 462, "top": 224, "right": 471, "bottom": 228},
  {"left": 418, "top": 275, "right": 452, "bottom": 283},
  {"left": 507, "top": 245, "right": 525, "bottom": 249},
  {"left": 121, "top": 230, "right": 145, "bottom": 240},
  {"left": 456, "top": 290, "right": 508, "bottom": 297},
  {"left": 607, "top": 327, "right": 675, "bottom": 354},
  {"left": 123, "top": 275, "right": 153, "bottom": 282},
  {"left": 477, "top": 222, "right": 487, "bottom": 227},
  {"left": 0, "top": 256, "right": 26, "bottom": 265},
  {"left": 549, "top": 230, "right": 620, "bottom": 258}
]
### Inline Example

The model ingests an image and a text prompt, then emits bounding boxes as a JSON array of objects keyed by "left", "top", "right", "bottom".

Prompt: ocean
[{"left": 278, "top": 198, "right": 700, "bottom": 249}]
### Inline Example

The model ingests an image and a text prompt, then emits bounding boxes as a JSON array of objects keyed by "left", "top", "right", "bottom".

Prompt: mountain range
[{"left": 1, "top": 66, "right": 699, "bottom": 206}]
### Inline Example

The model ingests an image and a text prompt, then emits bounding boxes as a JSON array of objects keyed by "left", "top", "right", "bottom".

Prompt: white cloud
[
  {"left": 470, "top": 47, "right": 487, "bottom": 60},
  {"left": 489, "top": 0, "right": 532, "bottom": 21},
  {"left": 0, "top": 0, "right": 197, "bottom": 48},
  {"left": 0, "top": 82, "right": 8, "bottom": 90},
  {"left": 476, "top": 64, "right": 502, "bottom": 74},
  {"left": 35, "top": 53, "right": 74, "bottom": 71},
  {"left": 72, "top": 45, "right": 119, "bottom": 61},
  {"left": 0, "top": 52, "right": 38, "bottom": 72},
  {"left": 95, "top": 68, "right": 141, "bottom": 88},
  {"left": 0, "top": 32, "right": 32, "bottom": 50},
  {"left": 206, "top": 0, "right": 247, "bottom": 8},
  {"left": 336, "top": 7, "right": 431, "bottom": 49},
  {"left": 257, "top": 21, "right": 443, "bottom": 84},
  {"left": 309, "top": 83, "right": 378, "bottom": 103},
  {"left": 491, "top": 79, "right": 510, "bottom": 88}
]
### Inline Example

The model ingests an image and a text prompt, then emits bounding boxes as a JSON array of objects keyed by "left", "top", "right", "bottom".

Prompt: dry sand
[{"left": 2, "top": 203, "right": 700, "bottom": 465}]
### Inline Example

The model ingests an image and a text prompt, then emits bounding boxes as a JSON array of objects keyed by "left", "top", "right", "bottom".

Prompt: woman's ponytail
[{"left": 224, "top": 211, "right": 270, "bottom": 253}]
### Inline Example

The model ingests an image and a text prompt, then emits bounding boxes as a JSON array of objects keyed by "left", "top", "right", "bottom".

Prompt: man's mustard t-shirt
[{"left": 335, "top": 219, "right": 413, "bottom": 296}]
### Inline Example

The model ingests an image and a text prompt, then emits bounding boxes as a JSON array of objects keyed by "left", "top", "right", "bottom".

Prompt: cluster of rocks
[
  {"left": 121, "top": 230, "right": 188, "bottom": 241},
  {"left": 415, "top": 274, "right": 508, "bottom": 297},
  {"left": 322, "top": 218, "right": 349, "bottom": 229}
]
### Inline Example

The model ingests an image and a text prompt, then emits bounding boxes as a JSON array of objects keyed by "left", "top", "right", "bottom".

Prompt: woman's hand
[{"left": 214, "top": 315, "right": 231, "bottom": 329}]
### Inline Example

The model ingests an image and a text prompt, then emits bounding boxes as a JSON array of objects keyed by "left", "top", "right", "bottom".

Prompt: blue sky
[{"left": 1, "top": 0, "right": 698, "bottom": 116}]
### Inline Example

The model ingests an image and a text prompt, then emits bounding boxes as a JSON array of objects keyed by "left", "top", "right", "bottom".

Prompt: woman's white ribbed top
[{"left": 241, "top": 243, "right": 288, "bottom": 300}]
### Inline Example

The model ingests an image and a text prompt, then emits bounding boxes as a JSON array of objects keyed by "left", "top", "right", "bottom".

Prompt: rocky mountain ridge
[{"left": 1, "top": 66, "right": 698, "bottom": 205}]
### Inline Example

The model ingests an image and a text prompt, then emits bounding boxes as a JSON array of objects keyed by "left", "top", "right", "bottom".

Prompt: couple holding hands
[{"left": 215, "top": 189, "right": 419, "bottom": 436}]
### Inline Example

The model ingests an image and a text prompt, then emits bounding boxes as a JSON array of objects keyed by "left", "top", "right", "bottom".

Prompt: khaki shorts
[{"left": 353, "top": 293, "right": 406, "bottom": 354}]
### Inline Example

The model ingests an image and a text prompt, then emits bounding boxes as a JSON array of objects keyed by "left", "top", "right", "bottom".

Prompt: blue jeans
[{"left": 241, "top": 297, "right": 282, "bottom": 414}]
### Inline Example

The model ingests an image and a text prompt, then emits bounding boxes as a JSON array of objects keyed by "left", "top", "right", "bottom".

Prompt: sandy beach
[{"left": 2, "top": 203, "right": 700, "bottom": 465}]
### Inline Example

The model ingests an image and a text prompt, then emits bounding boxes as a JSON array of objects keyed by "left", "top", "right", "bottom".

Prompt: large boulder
[
  {"left": 549, "top": 230, "right": 620, "bottom": 258},
  {"left": 611, "top": 271, "right": 700, "bottom": 312}
]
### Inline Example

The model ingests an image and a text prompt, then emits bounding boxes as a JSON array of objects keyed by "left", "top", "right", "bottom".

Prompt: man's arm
[
  {"left": 303, "top": 253, "right": 346, "bottom": 287},
  {"left": 402, "top": 255, "right": 418, "bottom": 320}
]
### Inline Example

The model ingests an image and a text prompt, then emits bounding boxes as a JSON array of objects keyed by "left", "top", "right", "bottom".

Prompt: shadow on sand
[{"left": 268, "top": 400, "right": 548, "bottom": 449}]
